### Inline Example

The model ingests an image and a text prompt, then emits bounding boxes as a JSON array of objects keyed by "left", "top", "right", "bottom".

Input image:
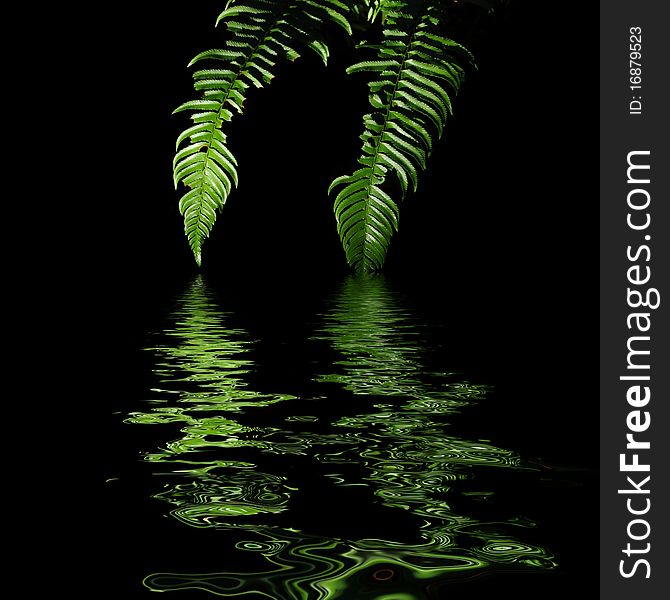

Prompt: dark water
[{"left": 106, "top": 274, "right": 597, "bottom": 598}]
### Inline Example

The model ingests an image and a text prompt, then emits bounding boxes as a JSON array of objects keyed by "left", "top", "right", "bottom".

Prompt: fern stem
[
  {"left": 360, "top": 13, "right": 422, "bottom": 269},
  {"left": 183, "top": 3, "right": 297, "bottom": 264},
  {"left": 196, "top": 6, "right": 288, "bottom": 195}
]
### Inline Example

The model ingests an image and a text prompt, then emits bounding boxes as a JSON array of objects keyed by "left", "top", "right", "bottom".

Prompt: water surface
[{"left": 109, "top": 275, "right": 586, "bottom": 598}]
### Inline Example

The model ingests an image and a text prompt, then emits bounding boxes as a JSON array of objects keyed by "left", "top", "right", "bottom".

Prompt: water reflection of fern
[
  {"left": 310, "top": 275, "right": 556, "bottom": 576},
  {"left": 313, "top": 275, "right": 480, "bottom": 404},
  {"left": 126, "top": 276, "right": 296, "bottom": 463},
  {"left": 129, "top": 275, "right": 556, "bottom": 598}
]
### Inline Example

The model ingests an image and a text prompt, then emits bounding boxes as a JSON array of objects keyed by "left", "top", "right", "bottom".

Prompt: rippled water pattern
[{"left": 125, "top": 276, "right": 556, "bottom": 598}]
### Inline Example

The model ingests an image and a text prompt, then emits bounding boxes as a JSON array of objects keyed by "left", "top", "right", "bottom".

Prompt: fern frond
[
  {"left": 330, "top": 1, "right": 475, "bottom": 272},
  {"left": 174, "top": 0, "right": 352, "bottom": 266}
]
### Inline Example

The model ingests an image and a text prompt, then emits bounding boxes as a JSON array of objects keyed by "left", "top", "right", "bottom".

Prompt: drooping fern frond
[
  {"left": 174, "top": 0, "right": 352, "bottom": 265},
  {"left": 329, "top": 0, "right": 475, "bottom": 272}
]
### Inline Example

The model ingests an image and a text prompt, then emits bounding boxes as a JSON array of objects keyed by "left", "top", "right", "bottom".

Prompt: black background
[{"left": 83, "top": 1, "right": 599, "bottom": 597}]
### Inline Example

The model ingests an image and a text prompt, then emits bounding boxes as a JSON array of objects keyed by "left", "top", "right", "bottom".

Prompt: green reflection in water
[
  {"left": 126, "top": 277, "right": 295, "bottom": 468},
  {"left": 130, "top": 275, "right": 556, "bottom": 598}
]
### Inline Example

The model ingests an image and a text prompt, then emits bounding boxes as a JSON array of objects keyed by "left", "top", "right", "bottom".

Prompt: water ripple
[{"left": 124, "top": 276, "right": 557, "bottom": 597}]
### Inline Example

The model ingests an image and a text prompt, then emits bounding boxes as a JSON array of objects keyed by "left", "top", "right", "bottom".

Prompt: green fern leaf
[
  {"left": 174, "top": 0, "right": 352, "bottom": 265},
  {"left": 330, "top": 2, "right": 475, "bottom": 272}
]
